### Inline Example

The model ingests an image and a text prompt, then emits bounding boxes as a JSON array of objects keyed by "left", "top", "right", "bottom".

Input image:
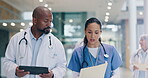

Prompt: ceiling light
[
  {"left": 107, "top": 6, "right": 111, "bottom": 10},
  {"left": 108, "top": 2, "right": 112, "bottom": 6},
  {"left": 139, "top": 11, "right": 143, "bottom": 15},
  {"left": 44, "top": 4, "right": 48, "bottom": 7},
  {"left": 29, "top": 22, "right": 33, "bottom": 26},
  {"left": 39, "top": 0, "right": 43, "bottom": 2},
  {"left": 48, "top": 8, "right": 52, "bottom": 10},
  {"left": 69, "top": 19, "right": 73, "bottom": 23},
  {"left": 2, "top": 23, "right": 7, "bottom": 26},
  {"left": 105, "top": 19, "right": 109, "bottom": 22},
  {"left": 21, "top": 22, "right": 25, "bottom": 26},
  {"left": 105, "top": 16, "right": 109, "bottom": 19},
  {"left": 20, "top": 29, "right": 24, "bottom": 32},
  {"left": 11, "top": 22, "right": 15, "bottom": 26},
  {"left": 106, "top": 12, "right": 110, "bottom": 16}
]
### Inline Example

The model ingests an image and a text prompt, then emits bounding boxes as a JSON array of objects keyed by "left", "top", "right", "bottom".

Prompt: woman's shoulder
[
  {"left": 101, "top": 43, "right": 114, "bottom": 49},
  {"left": 101, "top": 43, "right": 118, "bottom": 56},
  {"left": 72, "top": 46, "right": 85, "bottom": 55},
  {"left": 74, "top": 46, "right": 84, "bottom": 52}
]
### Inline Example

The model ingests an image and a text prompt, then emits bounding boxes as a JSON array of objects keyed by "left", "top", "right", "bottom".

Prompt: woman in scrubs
[
  {"left": 68, "top": 17, "right": 122, "bottom": 78},
  {"left": 130, "top": 34, "right": 148, "bottom": 78}
]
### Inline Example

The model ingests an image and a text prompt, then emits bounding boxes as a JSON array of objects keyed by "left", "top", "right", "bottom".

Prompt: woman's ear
[
  {"left": 100, "top": 30, "right": 102, "bottom": 32},
  {"left": 84, "top": 30, "right": 86, "bottom": 35},
  {"left": 100, "top": 30, "right": 102, "bottom": 34}
]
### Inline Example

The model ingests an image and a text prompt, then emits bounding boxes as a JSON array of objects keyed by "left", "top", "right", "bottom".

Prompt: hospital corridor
[
  {"left": 0, "top": 0, "right": 148, "bottom": 78},
  {"left": 120, "top": 67, "right": 132, "bottom": 78}
]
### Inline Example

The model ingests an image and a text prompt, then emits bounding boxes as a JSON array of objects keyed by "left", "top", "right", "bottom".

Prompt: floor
[{"left": 120, "top": 67, "right": 132, "bottom": 78}]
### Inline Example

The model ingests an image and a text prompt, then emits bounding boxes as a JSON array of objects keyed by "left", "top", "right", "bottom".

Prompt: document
[
  {"left": 79, "top": 62, "right": 107, "bottom": 78},
  {"left": 134, "top": 64, "right": 148, "bottom": 71}
]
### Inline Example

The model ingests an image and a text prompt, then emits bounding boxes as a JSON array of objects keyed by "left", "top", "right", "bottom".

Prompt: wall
[
  {"left": 0, "top": 1, "right": 20, "bottom": 77},
  {"left": 0, "top": 29, "right": 9, "bottom": 77},
  {"left": 0, "top": 0, "right": 20, "bottom": 20}
]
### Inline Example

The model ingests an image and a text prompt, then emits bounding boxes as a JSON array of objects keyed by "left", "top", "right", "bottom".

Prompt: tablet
[{"left": 19, "top": 66, "right": 49, "bottom": 75}]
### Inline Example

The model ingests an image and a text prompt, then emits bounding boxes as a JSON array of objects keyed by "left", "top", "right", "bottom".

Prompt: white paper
[
  {"left": 134, "top": 64, "right": 148, "bottom": 71},
  {"left": 79, "top": 62, "right": 107, "bottom": 78}
]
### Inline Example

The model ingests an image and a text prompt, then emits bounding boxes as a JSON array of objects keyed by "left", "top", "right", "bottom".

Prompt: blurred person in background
[{"left": 130, "top": 34, "right": 148, "bottom": 78}]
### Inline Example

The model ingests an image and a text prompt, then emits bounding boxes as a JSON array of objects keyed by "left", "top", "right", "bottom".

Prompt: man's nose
[
  {"left": 48, "top": 22, "right": 51, "bottom": 26},
  {"left": 46, "top": 22, "right": 51, "bottom": 28}
]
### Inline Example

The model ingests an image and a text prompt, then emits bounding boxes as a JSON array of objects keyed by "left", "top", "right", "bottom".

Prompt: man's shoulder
[
  {"left": 49, "top": 33, "right": 60, "bottom": 41},
  {"left": 11, "top": 31, "right": 23, "bottom": 39},
  {"left": 47, "top": 33, "right": 63, "bottom": 45},
  {"left": 11, "top": 28, "right": 29, "bottom": 39}
]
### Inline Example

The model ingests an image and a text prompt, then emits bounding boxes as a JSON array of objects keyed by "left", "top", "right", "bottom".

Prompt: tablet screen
[{"left": 19, "top": 66, "right": 49, "bottom": 75}]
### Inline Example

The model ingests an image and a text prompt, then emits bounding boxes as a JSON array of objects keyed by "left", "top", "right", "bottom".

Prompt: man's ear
[{"left": 33, "top": 18, "right": 37, "bottom": 25}]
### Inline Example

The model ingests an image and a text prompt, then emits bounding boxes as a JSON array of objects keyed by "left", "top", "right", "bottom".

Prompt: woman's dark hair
[{"left": 83, "top": 17, "right": 102, "bottom": 45}]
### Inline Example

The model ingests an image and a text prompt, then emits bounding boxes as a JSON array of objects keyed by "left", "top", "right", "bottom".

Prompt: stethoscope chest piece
[
  {"left": 104, "top": 54, "right": 109, "bottom": 58},
  {"left": 48, "top": 45, "right": 53, "bottom": 49}
]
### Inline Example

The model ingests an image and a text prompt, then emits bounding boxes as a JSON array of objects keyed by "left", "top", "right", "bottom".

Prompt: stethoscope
[
  {"left": 82, "top": 42, "right": 109, "bottom": 68},
  {"left": 19, "top": 32, "right": 28, "bottom": 45},
  {"left": 18, "top": 31, "right": 53, "bottom": 64},
  {"left": 19, "top": 23, "right": 54, "bottom": 49},
  {"left": 19, "top": 31, "right": 53, "bottom": 49},
  {"left": 18, "top": 32, "right": 28, "bottom": 65},
  {"left": 134, "top": 49, "right": 148, "bottom": 58}
]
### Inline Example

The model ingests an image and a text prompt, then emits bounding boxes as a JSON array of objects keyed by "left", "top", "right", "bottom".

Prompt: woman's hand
[
  {"left": 39, "top": 70, "right": 54, "bottom": 78},
  {"left": 133, "top": 65, "right": 139, "bottom": 70},
  {"left": 15, "top": 67, "right": 30, "bottom": 77}
]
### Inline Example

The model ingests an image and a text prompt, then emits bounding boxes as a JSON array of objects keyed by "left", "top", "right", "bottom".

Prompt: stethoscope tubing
[
  {"left": 18, "top": 32, "right": 52, "bottom": 65},
  {"left": 82, "top": 43, "right": 109, "bottom": 67},
  {"left": 19, "top": 32, "right": 52, "bottom": 48}
]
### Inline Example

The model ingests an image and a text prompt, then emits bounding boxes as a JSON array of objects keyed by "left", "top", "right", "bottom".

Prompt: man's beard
[{"left": 38, "top": 26, "right": 51, "bottom": 34}]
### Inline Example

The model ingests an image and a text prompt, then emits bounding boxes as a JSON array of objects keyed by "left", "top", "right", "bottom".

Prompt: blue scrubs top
[{"left": 68, "top": 43, "right": 122, "bottom": 78}]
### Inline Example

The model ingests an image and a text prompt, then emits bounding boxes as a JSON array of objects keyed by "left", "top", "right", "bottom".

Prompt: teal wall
[{"left": 0, "top": 29, "right": 9, "bottom": 78}]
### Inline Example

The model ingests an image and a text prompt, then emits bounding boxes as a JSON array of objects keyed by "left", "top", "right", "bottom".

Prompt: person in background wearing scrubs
[
  {"left": 3, "top": 6, "right": 66, "bottom": 78},
  {"left": 68, "top": 17, "right": 122, "bottom": 78},
  {"left": 130, "top": 34, "right": 148, "bottom": 78}
]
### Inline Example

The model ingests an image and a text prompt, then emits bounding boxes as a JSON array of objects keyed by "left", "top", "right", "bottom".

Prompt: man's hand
[
  {"left": 15, "top": 67, "right": 30, "bottom": 77},
  {"left": 39, "top": 70, "right": 54, "bottom": 78}
]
